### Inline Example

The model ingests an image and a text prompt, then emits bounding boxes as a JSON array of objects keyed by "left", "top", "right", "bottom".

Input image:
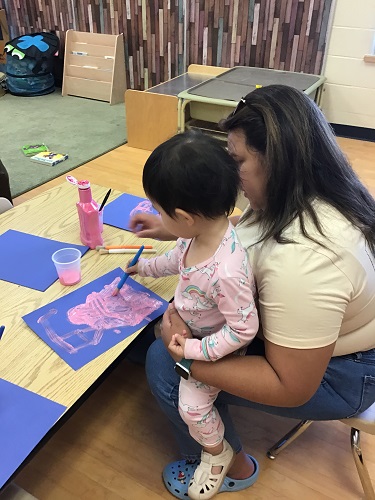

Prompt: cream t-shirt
[{"left": 235, "top": 200, "right": 375, "bottom": 356}]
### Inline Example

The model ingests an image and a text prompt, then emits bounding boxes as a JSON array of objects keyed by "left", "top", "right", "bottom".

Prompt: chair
[
  {"left": 0, "top": 160, "right": 12, "bottom": 205},
  {"left": 0, "top": 197, "right": 13, "bottom": 214},
  {"left": 267, "top": 403, "right": 375, "bottom": 499}
]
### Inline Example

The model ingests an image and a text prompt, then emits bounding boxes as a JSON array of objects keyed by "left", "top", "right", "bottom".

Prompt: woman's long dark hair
[{"left": 221, "top": 85, "right": 375, "bottom": 255}]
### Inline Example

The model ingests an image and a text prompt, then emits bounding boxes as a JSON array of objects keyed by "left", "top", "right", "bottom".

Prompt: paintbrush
[
  {"left": 112, "top": 245, "right": 145, "bottom": 296},
  {"left": 99, "top": 248, "right": 156, "bottom": 255},
  {"left": 99, "top": 188, "right": 111, "bottom": 212},
  {"left": 96, "top": 245, "right": 153, "bottom": 250}
]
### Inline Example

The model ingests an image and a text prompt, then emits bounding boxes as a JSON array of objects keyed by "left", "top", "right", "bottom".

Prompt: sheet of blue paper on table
[
  {"left": 22, "top": 268, "right": 168, "bottom": 370},
  {"left": 103, "top": 193, "right": 158, "bottom": 231},
  {"left": 0, "top": 378, "right": 66, "bottom": 488},
  {"left": 0, "top": 229, "right": 89, "bottom": 292}
]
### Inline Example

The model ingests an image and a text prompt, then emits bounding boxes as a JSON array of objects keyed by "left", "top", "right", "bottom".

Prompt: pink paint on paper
[
  {"left": 37, "top": 278, "right": 162, "bottom": 354},
  {"left": 67, "top": 278, "right": 160, "bottom": 329},
  {"left": 129, "top": 200, "right": 153, "bottom": 218}
]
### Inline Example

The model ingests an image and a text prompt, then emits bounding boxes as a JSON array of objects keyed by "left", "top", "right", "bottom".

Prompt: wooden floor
[{"left": 12, "top": 138, "right": 375, "bottom": 499}]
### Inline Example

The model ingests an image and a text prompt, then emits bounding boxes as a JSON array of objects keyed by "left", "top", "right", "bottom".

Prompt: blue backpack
[{"left": 4, "top": 32, "right": 59, "bottom": 96}]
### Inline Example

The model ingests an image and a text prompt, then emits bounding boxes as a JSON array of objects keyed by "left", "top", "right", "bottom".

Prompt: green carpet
[{"left": 0, "top": 89, "right": 127, "bottom": 198}]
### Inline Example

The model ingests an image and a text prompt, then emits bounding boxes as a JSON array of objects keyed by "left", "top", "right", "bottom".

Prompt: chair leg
[
  {"left": 350, "top": 427, "right": 375, "bottom": 500},
  {"left": 267, "top": 420, "right": 313, "bottom": 459}
]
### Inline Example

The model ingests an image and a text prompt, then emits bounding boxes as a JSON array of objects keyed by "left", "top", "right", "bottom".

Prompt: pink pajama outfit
[{"left": 138, "top": 223, "right": 258, "bottom": 447}]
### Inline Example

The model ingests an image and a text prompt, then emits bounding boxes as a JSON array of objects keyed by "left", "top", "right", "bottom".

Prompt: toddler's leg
[
  {"left": 178, "top": 378, "right": 234, "bottom": 500},
  {"left": 178, "top": 377, "right": 224, "bottom": 447}
]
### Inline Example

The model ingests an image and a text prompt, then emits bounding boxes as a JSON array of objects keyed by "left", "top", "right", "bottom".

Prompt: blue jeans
[{"left": 145, "top": 337, "right": 375, "bottom": 460}]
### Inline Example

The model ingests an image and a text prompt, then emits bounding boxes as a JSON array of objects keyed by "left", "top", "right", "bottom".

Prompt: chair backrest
[{"left": 0, "top": 197, "right": 13, "bottom": 214}]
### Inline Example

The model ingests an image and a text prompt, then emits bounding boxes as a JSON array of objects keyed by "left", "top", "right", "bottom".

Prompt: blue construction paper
[
  {"left": 0, "top": 378, "right": 66, "bottom": 488},
  {"left": 22, "top": 268, "right": 169, "bottom": 370},
  {"left": 103, "top": 193, "right": 158, "bottom": 231},
  {"left": 0, "top": 230, "right": 89, "bottom": 292}
]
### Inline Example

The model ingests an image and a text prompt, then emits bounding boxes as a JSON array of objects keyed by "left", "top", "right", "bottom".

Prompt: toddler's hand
[
  {"left": 168, "top": 333, "right": 187, "bottom": 359},
  {"left": 126, "top": 261, "right": 139, "bottom": 275}
]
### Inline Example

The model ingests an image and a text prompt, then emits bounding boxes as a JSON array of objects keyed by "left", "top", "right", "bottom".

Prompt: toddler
[{"left": 127, "top": 131, "right": 259, "bottom": 500}]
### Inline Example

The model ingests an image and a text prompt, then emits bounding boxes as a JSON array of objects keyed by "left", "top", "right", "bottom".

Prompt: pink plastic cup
[{"left": 52, "top": 248, "right": 82, "bottom": 286}]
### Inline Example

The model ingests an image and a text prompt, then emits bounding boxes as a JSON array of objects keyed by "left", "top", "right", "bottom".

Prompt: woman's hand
[
  {"left": 161, "top": 304, "right": 192, "bottom": 361},
  {"left": 129, "top": 213, "right": 176, "bottom": 241}
]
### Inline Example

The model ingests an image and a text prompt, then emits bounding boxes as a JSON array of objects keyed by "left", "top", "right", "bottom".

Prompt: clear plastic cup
[{"left": 52, "top": 248, "right": 82, "bottom": 286}]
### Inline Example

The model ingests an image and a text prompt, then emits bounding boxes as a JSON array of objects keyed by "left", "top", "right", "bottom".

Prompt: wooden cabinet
[
  {"left": 125, "top": 65, "right": 226, "bottom": 150},
  {"left": 62, "top": 30, "right": 126, "bottom": 105}
]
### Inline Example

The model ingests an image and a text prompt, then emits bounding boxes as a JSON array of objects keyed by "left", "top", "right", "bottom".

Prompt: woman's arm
[
  {"left": 190, "top": 340, "right": 335, "bottom": 407},
  {"left": 161, "top": 306, "right": 335, "bottom": 407}
]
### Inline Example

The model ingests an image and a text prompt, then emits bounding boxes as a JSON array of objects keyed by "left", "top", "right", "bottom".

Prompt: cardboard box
[{"left": 0, "top": 9, "right": 10, "bottom": 65}]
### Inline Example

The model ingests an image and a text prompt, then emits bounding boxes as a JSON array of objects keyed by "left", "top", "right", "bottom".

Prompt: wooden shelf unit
[{"left": 62, "top": 30, "right": 126, "bottom": 105}]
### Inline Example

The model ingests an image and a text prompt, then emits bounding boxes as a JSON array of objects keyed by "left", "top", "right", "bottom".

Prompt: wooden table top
[{"left": 0, "top": 182, "right": 178, "bottom": 409}]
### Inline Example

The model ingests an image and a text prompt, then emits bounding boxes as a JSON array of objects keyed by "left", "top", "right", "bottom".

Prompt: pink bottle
[{"left": 76, "top": 180, "right": 103, "bottom": 249}]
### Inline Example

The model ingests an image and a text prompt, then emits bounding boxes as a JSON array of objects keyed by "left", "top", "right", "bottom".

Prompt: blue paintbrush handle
[{"left": 117, "top": 245, "right": 145, "bottom": 291}]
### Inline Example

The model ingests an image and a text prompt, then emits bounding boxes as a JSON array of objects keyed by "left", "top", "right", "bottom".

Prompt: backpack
[{"left": 4, "top": 32, "right": 59, "bottom": 96}]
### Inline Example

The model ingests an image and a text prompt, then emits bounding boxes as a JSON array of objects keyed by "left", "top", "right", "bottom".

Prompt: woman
[{"left": 129, "top": 85, "right": 375, "bottom": 499}]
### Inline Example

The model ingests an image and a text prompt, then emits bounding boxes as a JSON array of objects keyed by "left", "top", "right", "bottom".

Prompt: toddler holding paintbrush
[{"left": 126, "top": 131, "right": 259, "bottom": 500}]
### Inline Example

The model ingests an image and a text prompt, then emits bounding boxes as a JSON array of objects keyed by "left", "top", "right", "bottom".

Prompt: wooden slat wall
[
  {"left": 0, "top": 0, "right": 333, "bottom": 90},
  {"left": 187, "top": 0, "right": 332, "bottom": 75}
]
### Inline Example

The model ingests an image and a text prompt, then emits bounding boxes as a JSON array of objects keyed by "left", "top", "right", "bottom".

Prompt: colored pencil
[
  {"left": 112, "top": 246, "right": 145, "bottom": 296},
  {"left": 0, "top": 326, "right": 5, "bottom": 340},
  {"left": 99, "top": 248, "right": 155, "bottom": 255},
  {"left": 99, "top": 188, "right": 111, "bottom": 212}
]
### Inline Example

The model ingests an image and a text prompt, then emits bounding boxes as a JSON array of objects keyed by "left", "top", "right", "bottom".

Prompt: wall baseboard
[{"left": 331, "top": 123, "right": 375, "bottom": 142}]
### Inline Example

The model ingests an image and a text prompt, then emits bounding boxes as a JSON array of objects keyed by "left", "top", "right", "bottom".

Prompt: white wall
[{"left": 321, "top": 0, "right": 375, "bottom": 129}]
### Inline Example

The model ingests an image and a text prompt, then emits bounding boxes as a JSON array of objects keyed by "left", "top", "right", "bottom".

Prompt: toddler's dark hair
[{"left": 142, "top": 131, "right": 240, "bottom": 219}]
